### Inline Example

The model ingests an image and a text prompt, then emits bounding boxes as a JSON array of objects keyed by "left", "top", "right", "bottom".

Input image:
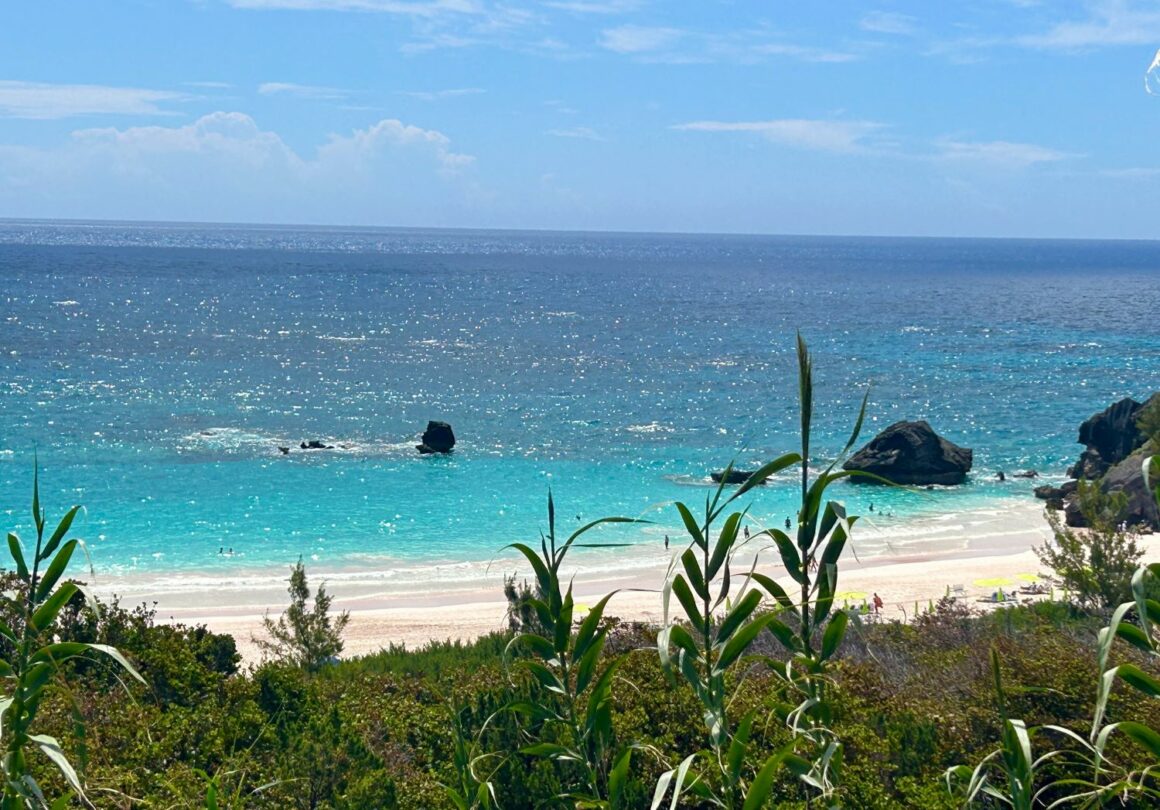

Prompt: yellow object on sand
[
  {"left": 974, "top": 577, "right": 1014, "bottom": 587},
  {"left": 1016, "top": 573, "right": 1040, "bottom": 582},
  {"left": 835, "top": 591, "right": 868, "bottom": 600}
]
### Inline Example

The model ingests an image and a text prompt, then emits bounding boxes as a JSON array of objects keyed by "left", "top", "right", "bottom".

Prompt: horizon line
[{"left": 1, "top": 216, "right": 1158, "bottom": 245}]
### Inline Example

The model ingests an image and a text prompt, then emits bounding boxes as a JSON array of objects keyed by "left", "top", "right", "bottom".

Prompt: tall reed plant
[
  {"left": 504, "top": 492, "right": 640, "bottom": 807},
  {"left": 654, "top": 334, "right": 872, "bottom": 807},
  {"left": 1, "top": 466, "right": 143, "bottom": 809}
]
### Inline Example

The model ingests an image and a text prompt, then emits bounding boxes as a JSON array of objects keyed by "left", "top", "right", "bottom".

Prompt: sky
[{"left": 1, "top": 0, "right": 1159, "bottom": 238}]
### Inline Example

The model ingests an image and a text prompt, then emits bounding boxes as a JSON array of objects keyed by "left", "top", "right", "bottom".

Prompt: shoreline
[{"left": 81, "top": 497, "right": 1160, "bottom": 666}]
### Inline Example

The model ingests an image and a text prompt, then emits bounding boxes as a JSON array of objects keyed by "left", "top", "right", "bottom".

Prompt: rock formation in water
[
  {"left": 842, "top": 420, "right": 973, "bottom": 485},
  {"left": 1035, "top": 393, "right": 1160, "bottom": 531},
  {"left": 417, "top": 421, "right": 456, "bottom": 454}
]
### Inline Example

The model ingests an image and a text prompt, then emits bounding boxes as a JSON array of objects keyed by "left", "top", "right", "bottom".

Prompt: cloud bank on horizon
[{"left": 2, "top": 1, "right": 1159, "bottom": 237}]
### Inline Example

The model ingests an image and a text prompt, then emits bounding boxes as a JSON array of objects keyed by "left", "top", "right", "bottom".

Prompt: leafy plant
[
  {"left": 504, "top": 492, "right": 640, "bottom": 806},
  {"left": 442, "top": 702, "right": 502, "bottom": 810},
  {"left": 1037, "top": 481, "right": 1144, "bottom": 612},
  {"left": 1084, "top": 455, "right": 1160, "bottom": 804},
  {"left": 945, "top": 648, "right": 1092, "bottom": 809},
  {"left": 654, "top": 333, "right": 870, "bottom": 807},
  {"left": 1, "top": 466, "right": 144, "bottom": 808},
  {"left": 255, "top": 558, "right": 350, "bottom": 672}
]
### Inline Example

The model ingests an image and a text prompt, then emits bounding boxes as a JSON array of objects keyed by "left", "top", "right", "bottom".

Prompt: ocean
[{"left": 1, "top": 221, "right": 1158, "bottom": 592}]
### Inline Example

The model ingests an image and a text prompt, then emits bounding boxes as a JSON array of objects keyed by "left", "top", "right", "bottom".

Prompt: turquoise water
[{"left": 1, "top": 222, "right": 1158, "bottom": 579}]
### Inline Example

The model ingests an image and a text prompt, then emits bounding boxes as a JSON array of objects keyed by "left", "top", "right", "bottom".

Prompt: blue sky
[{"left": 1, "top": 0, "right": 1159, "bottom": 237}]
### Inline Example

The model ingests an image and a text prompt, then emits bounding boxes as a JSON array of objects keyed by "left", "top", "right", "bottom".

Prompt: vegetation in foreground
[{"left": 2, "top": 340, "right": 1159, "bottom": 808}]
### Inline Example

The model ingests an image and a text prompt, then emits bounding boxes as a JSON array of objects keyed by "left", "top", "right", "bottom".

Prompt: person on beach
[
  {"left": 664, "top": 534, "right": 669, "bottom": 549},
  {"left": 743, "top": 526, "right": 749, "bottom": 539},
  {"left": 785, "top": 517, "right": 791, "bottom": 530},
  {"left": 873, "top": 592, "right": 883, "bottom": 614}
]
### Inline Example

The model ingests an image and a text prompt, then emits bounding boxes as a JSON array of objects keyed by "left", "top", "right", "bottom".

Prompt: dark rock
[
  {"left": 1102, "top": 451, "right": 1160, "bottom": 531},
  {"left": 711, "top": 469, "right": 763, "bottom": 485},
  {"left": 417, "top": 421, "right": 455, "bottom": 454},
  {"left": 1067, "top": 395, "right": 1157, "bottom": 479},
  {"left": 1012, "top": 470, "right": 1038, "bottom": 479},
  {"left": 300, "top": 440, "right": 334, "bottom": 450},
  {"left": 843, "top": 420, "right": 973, "bottom": 485},
  {"left": 1064, "top": 451, "right": 1159, "bottom": 532},
  {"left": 996, "top": 471, "right": 1006, "bottom": 481},
  {"left": 278, "top": 446, "right": 290, "bottom": 455},
  {"left": 1034, "top": 484, "right": 1064, "bottom": 501}
]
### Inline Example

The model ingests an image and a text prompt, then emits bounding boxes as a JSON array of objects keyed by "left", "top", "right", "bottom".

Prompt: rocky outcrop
[
  {"left": 417, "top": 421, "right": 456, "bottom": 454},
  {"left": 1065, "top": 450, "right": 1160, "bottom": 530},
  {"left": 1052, "top": 393, "right": 1159, "bottom": 531},
  {"left": 843, "top": 421, "right": 973, "bottom": 485},
  {"left": 300, "top": 440, "right": 334, "bottom": 450},
  {"left": 1067, "top": 395, "right": 1157, "bottom": 480}
]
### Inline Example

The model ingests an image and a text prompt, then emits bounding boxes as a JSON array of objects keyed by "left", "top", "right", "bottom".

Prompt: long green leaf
[
  {"left": 671, "top": 576, "right": 706, "bottom": 635},
  {"left": 30, "top": 581, "right": 78, "bottom": 632},
  {"left": 35, "top": 539, "right": 77, "bottom": 602},
  {"left": 743, "top": 742, "right": 797, "bottom": 810},
  {"left": 750, "top": 572, "right": 795, "bottom": 610},
  {"left": 39, "top": 506, "right": 79, "bottom": 563},
  {"left": 727, "top": 452, "right": 802, "bottom": 504},
  {"left": 675, "top": 503, "right": 706, "bottom": 550},
  {"left": 820, "top": 611, "right": 848, "bottom": 661},
  {"left": 8, "top": 533, "right": 29, "bottom": 580},
  {"left": 608, "top": 749, "right": 632, "bottom": 809},
  {"left": 29, "top": 734, "right": 83, "bottom": 796},
  {"left": 716, "top": 614, "right": 774, "bottom": 673},
  {"left": 714, "top": 588, "right": 761, "bottom": 648},
  {"left": 504, "top": 543, "right": 552, "bottom": 601},
  {"left": 681, "top": 549, "right": 709, "bottom": 601},
  {"left": 573, "top": 591, "right": 617, "bottom": 662}
]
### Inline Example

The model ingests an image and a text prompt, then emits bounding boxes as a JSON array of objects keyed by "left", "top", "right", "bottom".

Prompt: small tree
[
  {"left": 255, "top": 559, "right": 350, "bottom": 672},
  {"left": 1037, "top": 483, "right": 1144, "bottom": 612}
]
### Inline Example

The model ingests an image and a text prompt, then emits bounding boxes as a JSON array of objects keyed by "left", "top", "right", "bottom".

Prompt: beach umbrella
[{"left": 974, "top": 577, "right": 1013, "bottom": 587}]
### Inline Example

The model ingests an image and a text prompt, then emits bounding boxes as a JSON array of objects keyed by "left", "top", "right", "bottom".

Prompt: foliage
[
  {"left": 1085, "top": 455, "right": 1160, "bottom": 805},
  {"left": 503, "top": 492, "right": 640, "bottom": 807},
  {"left": 945, "top": 648, "right": 1094, "bottom": 809},
  {"left": 654, "top": 333, "right": 870, "bottom": 807},
  {"left": 255, "top": 558, "right": 350, "bottom": 672},
  {"left": 1037, "top": 481, "right": 1144, "bottom": 611},
  {"left": 0, "top": 467, "right": 143, "bottom": 809}
]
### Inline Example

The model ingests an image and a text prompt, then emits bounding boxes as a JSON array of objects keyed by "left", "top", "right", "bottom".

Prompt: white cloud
[
  {"left": 399, "top": 87, "right": 486, "bottom": 100},
  {"left": 544, "top": 0, "right": 641, "bottom": 13},
  {"left": 1017, "top": 1, "right": 1160, "bottom": 49},
  {"left": 750, "top": 43, "right": 859, "bottom": 63},
  {"left": 546, "top": 126, "right": 606, "bottom": 141},
  {"left": 0, "top": 111, "right": 477, "bottom": 224},
  {"left": 316, "top": 117, "right": 475, "bottom": 172},
  {"left": 935, "top": 139, "right": 1075, "bottom": 166},
  {"left": 259, "top": 82, "right": 348, "bottom": 99},
  {"left": 0, "top": 80, "right": 185, "bottom": 120},
  {"left": 599, "top": 25, "right": 685, "bottom": 54},
  {"left": 224, "top": 0, "right": 481, "bottom": 16},
  {"left": 672, "top": 119, "right": 884, "bottom": 153},
  {"left": 860, "top": 11, "right": 917, "bottom": 36},
  {"left": 185, "top": 81, "right": 233, "bottom": 89}
]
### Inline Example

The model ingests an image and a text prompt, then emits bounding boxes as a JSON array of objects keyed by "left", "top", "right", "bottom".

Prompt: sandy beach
[{"left": 81, "top": 498, "right": 1157, "bottom": 666}]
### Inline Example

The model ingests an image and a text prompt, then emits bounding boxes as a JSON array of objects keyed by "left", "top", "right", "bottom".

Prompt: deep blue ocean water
[{"left": 1, "top": 221, "right": 1158, "bottom": 581}]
